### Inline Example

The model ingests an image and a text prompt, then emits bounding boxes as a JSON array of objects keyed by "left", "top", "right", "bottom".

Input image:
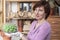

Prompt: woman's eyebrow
[{"left": 39, "top": 9, "right": 43, "bottom": 11}]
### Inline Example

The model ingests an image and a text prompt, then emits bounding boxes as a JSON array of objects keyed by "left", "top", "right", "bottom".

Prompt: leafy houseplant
[
  {"left": 2, "top": 23, "right": 25, "bottom": 40},
  {"left": 2, "top": 23, "right": 17, "bottom": 34}
]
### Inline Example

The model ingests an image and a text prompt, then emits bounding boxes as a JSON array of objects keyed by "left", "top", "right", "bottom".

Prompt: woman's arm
[{"left": 27, "top": 21, "right": 36, "bottom": 40}]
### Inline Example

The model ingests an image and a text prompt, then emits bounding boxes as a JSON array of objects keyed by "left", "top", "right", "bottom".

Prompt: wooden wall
[{"left": 47, "top": 16, "right": 60, "bottom": 40}]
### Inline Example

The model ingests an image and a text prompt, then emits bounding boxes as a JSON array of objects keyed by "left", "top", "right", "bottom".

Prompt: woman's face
[{"left": 34, "top": 6, "right": 45, "bottom": 20}]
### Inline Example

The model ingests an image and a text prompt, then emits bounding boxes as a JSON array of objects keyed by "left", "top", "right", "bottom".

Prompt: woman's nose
[
  {"left": 36, "top": 11, "right": 39, "bottom": 14},
  {"left": 36, "top": 12, "right": 39, "bottom": 15},
  {"left": 34, "top": 10, "right": 39, "bottom": 14}
]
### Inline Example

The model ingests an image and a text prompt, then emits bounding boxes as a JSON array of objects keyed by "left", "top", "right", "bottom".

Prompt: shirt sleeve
[
  {"left": 27, "top": 21, "right": 36, "bottom": 40},
  {"left": 34, "top": 24, "right": 51, "bottom": 40}
]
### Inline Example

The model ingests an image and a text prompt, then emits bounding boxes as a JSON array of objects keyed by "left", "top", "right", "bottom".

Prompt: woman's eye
[
  {"left": 39, "top": 10, "right": 43, "bottom": 11},
  {"left": 34, "top": 10, "right": 37, "bottom": 12}
]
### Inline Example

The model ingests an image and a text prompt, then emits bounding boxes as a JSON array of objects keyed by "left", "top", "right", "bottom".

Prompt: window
[{"left": 20, "top": 2, "right": 32, "bottom": 12}]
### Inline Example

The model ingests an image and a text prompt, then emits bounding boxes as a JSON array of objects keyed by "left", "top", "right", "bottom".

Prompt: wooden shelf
[
  {"left": 12, "top": 17, "right": 35, "bottom": 20},
  {"left": 6, "top": 0, "right": 40, "bottom": 2},
  {"left": 6, "top": 17, "right": 35, "bottom": 21}
]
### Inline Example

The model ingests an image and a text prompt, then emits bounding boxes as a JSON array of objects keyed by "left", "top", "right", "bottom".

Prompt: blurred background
[{"left": 0, "top": 0, "right": 60, "bottom": 40}]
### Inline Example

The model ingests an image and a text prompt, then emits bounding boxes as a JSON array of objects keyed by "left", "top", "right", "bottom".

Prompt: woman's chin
[
  {"left": 35, "top": 18, "right": 40, "bottom": 20},
  {"left": 35, "top": 17, "right": 42, "bottom": 20}
]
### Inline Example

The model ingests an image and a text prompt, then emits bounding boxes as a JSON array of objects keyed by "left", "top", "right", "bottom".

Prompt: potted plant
[
  {"left": 2, "top": 23, "right": 24, "bottom": 40},
  {"left": 2, "top": 23, "right": 17, "bottom": 37}
]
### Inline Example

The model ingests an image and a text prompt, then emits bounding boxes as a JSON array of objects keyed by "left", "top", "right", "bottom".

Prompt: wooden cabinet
[
  {"left": 4, "top": 1, "right": 36, "bottom": 31},
  {"left": 17, "top": 18, "right": 35, "bottom": 32}
]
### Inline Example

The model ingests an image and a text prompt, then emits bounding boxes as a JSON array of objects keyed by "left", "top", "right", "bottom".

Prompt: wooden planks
[{"left": 47, "top": 17, "right": 60, "bottom": 40}]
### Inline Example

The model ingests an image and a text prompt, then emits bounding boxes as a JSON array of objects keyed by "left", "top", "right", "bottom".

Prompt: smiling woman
[{"left": 27, "top": 1, "right": 51, "bottom": 40}]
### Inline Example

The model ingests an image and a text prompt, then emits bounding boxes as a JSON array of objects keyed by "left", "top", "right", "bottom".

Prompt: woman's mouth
[{"left": 36, "top": 15, "right": 39, "bottom": 17}]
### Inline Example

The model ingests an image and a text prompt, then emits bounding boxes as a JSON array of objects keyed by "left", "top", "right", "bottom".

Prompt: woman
[{"left": 27, "top": 1, "right": 51, "bottom": 40}]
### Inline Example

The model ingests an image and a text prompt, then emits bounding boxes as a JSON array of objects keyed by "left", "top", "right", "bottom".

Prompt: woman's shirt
[{"left": 27, "top": 20, "right": 51, "bottom": 40}]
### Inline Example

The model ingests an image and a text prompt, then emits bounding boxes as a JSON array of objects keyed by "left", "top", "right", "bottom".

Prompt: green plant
[{"left": 2, "top": 23, "right": 17, "bottom": 33}]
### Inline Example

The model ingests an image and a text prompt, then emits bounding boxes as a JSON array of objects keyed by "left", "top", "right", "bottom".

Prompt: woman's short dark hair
[{"left": 33, "top": 1, "right": 50, "bottom": 19}]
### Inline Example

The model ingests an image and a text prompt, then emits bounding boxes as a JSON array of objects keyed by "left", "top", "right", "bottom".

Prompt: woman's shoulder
[
  {"left": 44, "top": 21, "right": 51, "bottom": 26},
  {"left": 38, "top": 20, "right": 51, "bottom": 29},
  {"left": 42, "top": 20, "right": 51, "bottom": 29}
]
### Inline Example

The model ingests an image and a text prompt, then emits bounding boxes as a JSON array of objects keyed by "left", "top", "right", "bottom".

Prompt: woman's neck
[
  {"left": 34, "top": 18, "right": 45, "bottom": 29},
  {"left": 37, "top": 18, "right": 45, "bottom": 23}
]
